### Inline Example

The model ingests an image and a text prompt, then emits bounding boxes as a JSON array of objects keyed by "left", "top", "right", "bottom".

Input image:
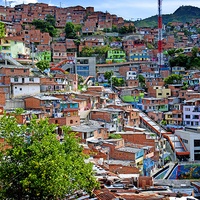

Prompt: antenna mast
[{"left": 157, "top": 0, "right": 163, "bottom": 74}]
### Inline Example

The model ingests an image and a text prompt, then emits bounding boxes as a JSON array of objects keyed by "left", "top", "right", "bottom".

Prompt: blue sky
[{"left": 3, "top": 0, "right": 200, "bottom": 20}]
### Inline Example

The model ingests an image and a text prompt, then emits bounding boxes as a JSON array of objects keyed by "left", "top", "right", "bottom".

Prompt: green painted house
[
  {"left": 0, "top": 38, "right": 29, "bottom": 58},
  {"left": 36, "top": 51, "right": 51, "bottom": 62},
  {"left": 106, "top": 49, "right": 126, "bottom": 64}
]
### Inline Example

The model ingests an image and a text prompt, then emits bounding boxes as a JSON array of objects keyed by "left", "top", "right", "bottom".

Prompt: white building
[
  {"left": 183, "top": 99, "right": 200, "bottom": 126},
  {"left": 126, "top": 71, "right": 137, "bottom": 80},
  {"left": 175, "top": 126, "right": 200, "bottom": 161},
  {"left": 10, "top": 76, "right": 40, "bottom": 97}
]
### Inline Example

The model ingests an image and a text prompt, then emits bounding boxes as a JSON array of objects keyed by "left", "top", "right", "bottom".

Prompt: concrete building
[
  {"left": 10, "top": 76, "right": 40, "bottom": 98},
  {"left": 76, "top": 57, "right": 96, "bottom": 77},
  {"left": 175, "top": 126, "right": 200, "bottom": 161},
  {"left": 183, "top": 98, "right": 200, "bottom": 126},
  {"left": 0, "top": 38, "right": 29, "bottom": 58}
]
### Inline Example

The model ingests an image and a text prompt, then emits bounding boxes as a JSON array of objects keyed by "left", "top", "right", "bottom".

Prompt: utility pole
[{"left": 31, "top": 42, "right": 34, "bottom": 66}]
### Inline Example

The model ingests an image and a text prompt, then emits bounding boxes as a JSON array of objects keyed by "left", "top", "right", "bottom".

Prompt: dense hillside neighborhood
[{"left": 0, "top": 2, "right": 200, "bottom": 200}]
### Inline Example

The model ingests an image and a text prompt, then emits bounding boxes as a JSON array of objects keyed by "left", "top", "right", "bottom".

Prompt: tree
[
  {"left": 104, "top": 71, "right": 113, "bottom": 82},
  {"left": 112, "top": 25, "right": 118, "bottom": 32},
  {"left": 128, "top": 24, "right": 136, "bottom": 33},
  {"left": 112, "top": 77, "right": 125, "bottom": 87},
  {"left": 74, "top": 38, "right": 81, "bottom": 57},
  {"left": 80, "top": 46, "right": 95, "bottom": 57},
  {"left": 0, "top": 112, "right": 98, "bottom": 199},
  {"left": 74, "top": 24, "right": 82, "bottom": 33},
  {"left": 138, "top": 74, "right": 145, "bottom": 87},
  {"left": 36, "top": 60, "right": 50, "bottom": 71},
  {"left": 65, "top": 22, "right": 76, "bottom": 39},
  {"left": 118, "top": 26, "right": 128, "bottom": 34},
  {"left": 164, "top": 74, "right": 183, "bottom": 85},
  {"left": 45, "top": 14, "right": 56, "bottom": 27},
  {"left": 32, "top": 16, "right": 57, "bottom": 37}
]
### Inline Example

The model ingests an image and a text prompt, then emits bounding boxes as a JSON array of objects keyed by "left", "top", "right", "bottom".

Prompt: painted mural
[{"left": 169, "top": 164, "right": 200, "bottom": 180}]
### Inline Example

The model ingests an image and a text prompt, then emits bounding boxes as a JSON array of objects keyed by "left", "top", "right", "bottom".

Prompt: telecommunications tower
[{"left": 157, "top": 0, "right": 164, "bottom": 72}]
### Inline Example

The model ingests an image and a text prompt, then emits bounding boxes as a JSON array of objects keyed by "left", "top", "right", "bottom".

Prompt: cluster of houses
[
  {"left": 0, "top": 2, "right": 200, "bottom": 199},
  {"left": 1, "top": 54, "right": 200, "bottom": 199},
  {"left": 0, "top": 3, "right": 199, "bottom": 65}
]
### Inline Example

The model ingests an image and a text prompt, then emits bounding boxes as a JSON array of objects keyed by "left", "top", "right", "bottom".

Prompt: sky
[{"left": 2, "top": 0, "right": 200, "bottom": 20}]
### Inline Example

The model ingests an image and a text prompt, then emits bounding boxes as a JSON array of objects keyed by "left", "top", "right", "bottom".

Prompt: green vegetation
[
  {"left": 104, "top": 71, "right": 113, "bottom": 82},
  {"left": 108, "top": 134, "right": 122, "bottom": 139},
  {"left": 65, "top": 22, "right": 81, "bottom": 39},
  {"left": 103, "top": 24, "right": 136, "bottom": 34},
  {"left": 32, "top": 14, "right": 57, "bottom": 37},
  {"left": 138, "top": 74, "right": 146, "bottom": 88},
  {"left": 111, "top": 77, "right": 125, "bottom": 87},
  {"left": 36, "top": 60, "right": 50, "bottom": 71},
  {"left": 182, "top": 82, "right": 189, "bottom": 90},
  {"left": 164, "top": 74, "right": 183, "bottom": 85},
  {"left": 103, "top": 71, "right": 124, "bottom": 87},
  {"left": 161, "top": 120, "right": 167, "bottom": 126},
  {"left": 134, "top": 6, "right": 200, "bottom": 27},
  {"left": 0, "top": 112, "right": 98, "bottom": 199},
  {"left": 168, "top": 47, "right": 200, "bottom": 69},
  {"left": 0, "top": 22, "right": 5, "bottom": 39},
  {"left": 80, "top": 45, "right": 111, "bottom": 59}
]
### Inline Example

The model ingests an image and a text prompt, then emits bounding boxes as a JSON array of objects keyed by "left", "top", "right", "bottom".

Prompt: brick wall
[
  {"left": 120, "top": 133, "right": 155, "bottom": 147},
  {"left": 112, "top": 149, "right": 135, "bottom": 161},
  {"left": 90, "top": 111, "right": 112, "bottom": 122},
  {"left": 109, "top": 164, "right": 139, "bottom": 174},
  {"left": 49, "top": 117, "right": 67, "bottom": 126},
  {"left": 24, "top": 97, "right": 41, "bottom": 109},
  {"left": 0, "top": 91, "right": 6, "bottom": 106},
  {"left": 126, "top": 79, "right": 139, "bottom": 87},
  {"left": 0, "top": 68, "right": 29, "bottom": 76}
]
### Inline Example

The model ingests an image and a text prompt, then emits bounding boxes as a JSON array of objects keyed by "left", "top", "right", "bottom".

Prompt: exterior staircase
[{"left": 3, "top": 55, "right": 23, "bottom": 66}]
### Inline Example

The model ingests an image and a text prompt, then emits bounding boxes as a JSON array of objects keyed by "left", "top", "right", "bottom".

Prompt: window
[
  {"left": 14, "top": 77, "right": 18, "bottom": 82},
  {"left": 185, "top": 115, "right": 190, "bottom": 119},
  {"left": 70, "top": 120, "right": 73, "bottom": 124},
  {"left": 20, "top": 88, "right": 22, "bottom": 91},
  {"left": 158, "top": 93, "right": 162, "bottom": 95},
  {"left": 185, "top": 108, "right": 190, "bottom": 111},
  {"left": 24, "top": 69, "right": 27, "bottom": 72},
  {"left": 193, "top": 115, "right": 199, "bottom": 119},
  {"left": 182, "top": 139, "right": 188, "bottom": 144},
  {"left": 194, "top": 140, "right": 200, "bottom": 147},
  {"left": 29, "top": 77, "right": 34, "bottom": 82},
  {"left": 90, "top": 132, "right": 94, "bottom": 137},
  {"left": 11, "top": 69, "right": 14, "bottom": 72}
]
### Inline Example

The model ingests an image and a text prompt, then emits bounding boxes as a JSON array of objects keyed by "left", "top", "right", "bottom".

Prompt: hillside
[{"left": 134, "top": 6, "right": 200, "bottom": 27}]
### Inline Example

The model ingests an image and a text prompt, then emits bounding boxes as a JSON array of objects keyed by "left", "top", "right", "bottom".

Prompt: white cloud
[{"left": 9, "top": 0, "right": 38, "bottom": 7}]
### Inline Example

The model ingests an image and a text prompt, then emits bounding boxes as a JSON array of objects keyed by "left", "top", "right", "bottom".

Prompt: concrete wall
[{"left": 4, "top": 99, "right": 24, "bottom": 109}]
